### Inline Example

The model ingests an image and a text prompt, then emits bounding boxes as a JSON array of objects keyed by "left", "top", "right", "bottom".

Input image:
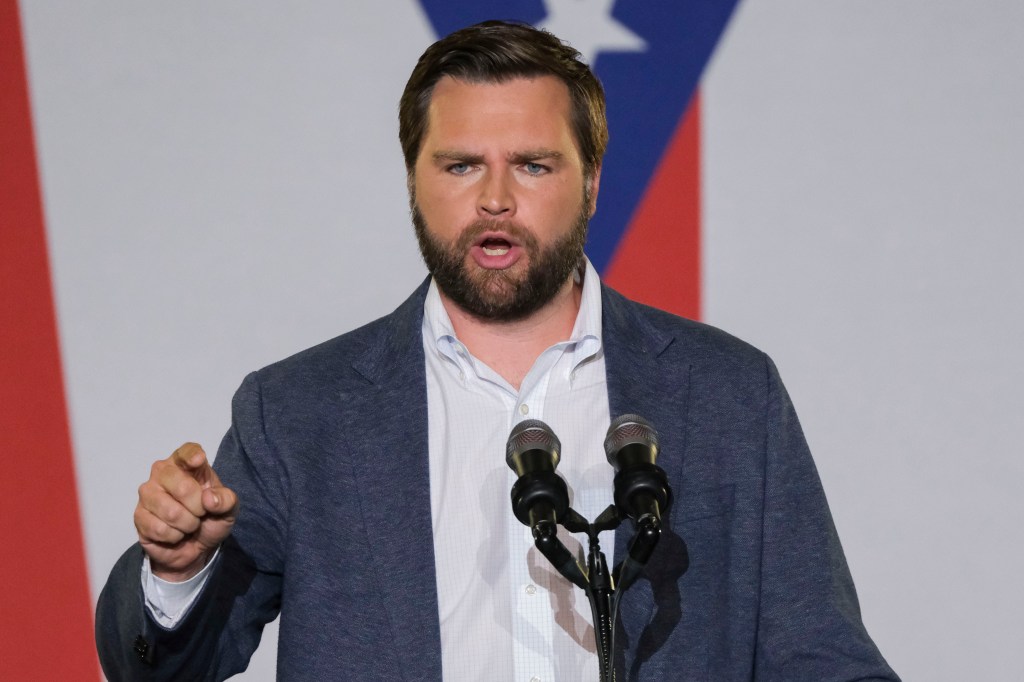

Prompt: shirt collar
[
  {"left": 422, "top": 257, "right": 603, "bottom": 370},
  {"left": 567, "top": 257, "right": 603, "bottom": 368}
]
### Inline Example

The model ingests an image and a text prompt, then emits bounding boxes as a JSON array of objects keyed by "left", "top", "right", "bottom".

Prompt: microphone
[
  {"left": 603, "top": 414, "right": 672, "bottom": 525},
  {"left": 506, "top": 419, "right": 570, "bottom": 533}
]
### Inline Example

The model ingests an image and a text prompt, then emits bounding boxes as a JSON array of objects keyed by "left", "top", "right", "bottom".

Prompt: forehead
[{"left": 421, "top": 75, "right": 576, "bottom": 152}]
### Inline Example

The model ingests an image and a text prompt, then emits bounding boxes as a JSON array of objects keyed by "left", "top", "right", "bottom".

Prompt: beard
[{"left": 411, "top": 193, "right": 590, "bottom": 322}]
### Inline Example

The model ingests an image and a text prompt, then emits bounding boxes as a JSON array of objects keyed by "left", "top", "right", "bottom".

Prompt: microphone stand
[
  {"left": 533, "top": 504, "right": 664, "bottom": 682},
  {"left": 506, "top": 417, "right": 675, "bottom": 681}
]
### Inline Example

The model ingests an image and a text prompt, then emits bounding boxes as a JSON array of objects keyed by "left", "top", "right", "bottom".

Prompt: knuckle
[
  {"left": 151, "top": 458, "right": 174, "bottom": 479},
  {"left": 163, "top": 503, "right": 183, "bottom": 525},
  {"left": 149, "top": 518, "right": 168, "bottom": 539},
  {"left": 136, "top": 513, "right": 166, "bottom": 543},
  {"left": 138, "top": 479, "right": 162, "bottom": 503},
  {"left": 182, "top": 514, "right": 201, "bottom": 533},
  {"left": 173, "top": 478, "right": 198, "bottom": 502},
  {"left": 153, "top": 519, "right": 183, "bottom": 543},
  {"left": 163, "top": 504, "right": 199, "bottom": 533},
  {"left": 138, "top": 482, "right": 160, "bottom": 506}
]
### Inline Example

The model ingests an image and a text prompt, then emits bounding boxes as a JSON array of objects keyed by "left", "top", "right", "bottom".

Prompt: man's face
[{"left": 411, "top": 75, "right": 600, "bottom": 321}]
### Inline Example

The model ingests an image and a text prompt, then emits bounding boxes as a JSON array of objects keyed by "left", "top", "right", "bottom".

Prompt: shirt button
[
  {"left": 519, "top": 404, "right": 529, "bottom": 415},
  {"left": 458, "top": 371, "right": 465, "bottom": 381},
  {"left": 525, "top": 584, "right": 537, "bottom": 595},
  {"left": 530, "top": 677, "right": 541, "bottom": 682}
]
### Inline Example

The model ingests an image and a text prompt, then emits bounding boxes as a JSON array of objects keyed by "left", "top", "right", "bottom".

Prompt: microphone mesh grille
[
  {"left": 506, "top": 419, "right": 561, "bottom": 466},
  {"left": 604, "top": 413, "right": 658, "bottom": 458}
]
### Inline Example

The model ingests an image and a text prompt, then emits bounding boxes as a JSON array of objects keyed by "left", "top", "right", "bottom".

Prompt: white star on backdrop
[{"left": 537, "top": 0, "right": 647, "bottom": 67}]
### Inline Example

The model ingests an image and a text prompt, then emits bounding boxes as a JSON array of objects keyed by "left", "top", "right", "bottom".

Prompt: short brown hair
[{"left": 399, "top": 20, "right": 608, "bottom": 180}]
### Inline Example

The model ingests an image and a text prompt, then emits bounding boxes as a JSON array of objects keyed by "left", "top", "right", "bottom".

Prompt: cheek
[
  {"left": 421, "top": 180, "right": 481, "bottom": 220},
  {"left": 414, "top": 190, "right": 468, "bottom": 238},
  {"left": 540, "top": 186, "right": 585, "bottom": 224},
  {"left": 412, "top": 176, "right": 448, "bottom": 216}
]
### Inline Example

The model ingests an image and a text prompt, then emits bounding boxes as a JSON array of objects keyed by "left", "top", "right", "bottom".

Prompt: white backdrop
[{"left": 18, "top": 1, "right": 1023, "bottom": 680}]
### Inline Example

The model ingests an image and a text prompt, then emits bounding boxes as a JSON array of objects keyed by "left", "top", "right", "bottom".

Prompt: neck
[{"left": 439, "top": 275, "right": 583, "bottom": 390}]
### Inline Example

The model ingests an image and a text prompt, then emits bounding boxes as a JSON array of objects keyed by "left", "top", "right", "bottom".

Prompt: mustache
[
  {"left": 453, "top": 219, "right": 539, "bottom": 251},
  {"left": 408, "top": 196, "right": 538, "bottom": 251}
]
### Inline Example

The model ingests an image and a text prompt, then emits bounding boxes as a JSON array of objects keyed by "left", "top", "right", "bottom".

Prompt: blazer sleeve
[
  {"left": 754, "top": 356, "right": 899, "bottom": 681},
  {"left": 95, "top": 372, "right": 286, "bottom": 681}
]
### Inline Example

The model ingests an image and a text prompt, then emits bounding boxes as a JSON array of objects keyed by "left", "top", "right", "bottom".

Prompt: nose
[{"left": 478, "top": 168, "right": 515, "bottom": 217}]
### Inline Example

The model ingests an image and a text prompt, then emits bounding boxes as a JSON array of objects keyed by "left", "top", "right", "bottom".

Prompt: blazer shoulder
[
  {"left": 602, "top": 285, "right": 769, "bottom": 376},
  {"left": 248, "top": 280, "right": 429, "bottom": 393}
]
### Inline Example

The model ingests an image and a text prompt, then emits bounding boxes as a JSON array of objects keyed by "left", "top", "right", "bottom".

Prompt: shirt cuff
[{"left": 140, "top": 547, "right": 220, "bottom": 629}]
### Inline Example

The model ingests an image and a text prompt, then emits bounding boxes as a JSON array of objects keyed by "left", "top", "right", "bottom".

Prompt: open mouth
[{"left": 480, "top": 237, "right": 511, "bottom": 257}]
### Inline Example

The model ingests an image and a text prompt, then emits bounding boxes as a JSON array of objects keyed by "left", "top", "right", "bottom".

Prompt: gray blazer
[{"left": 96, "top": 281, "right": 898, "bottom": 681}]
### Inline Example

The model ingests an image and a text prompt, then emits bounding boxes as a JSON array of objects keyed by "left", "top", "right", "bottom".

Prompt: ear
[{"left": 586, "top": 165, "right": 602, "bottom": 217}]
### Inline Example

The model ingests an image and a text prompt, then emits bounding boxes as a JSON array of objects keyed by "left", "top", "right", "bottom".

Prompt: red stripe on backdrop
[
  {"left": 0, "top": 1, "right": 101, "bottom": 679},
  {"left": 604, "top": 93, "right": 702, "bottom": 321}
]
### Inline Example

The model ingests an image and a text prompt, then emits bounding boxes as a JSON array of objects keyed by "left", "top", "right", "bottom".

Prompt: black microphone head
[
  {"left": 506, "top": 419, "right": 561, "bottom": 477},
  {"left": 604, "top": 414, "right": 659, "bottom": 471},
  {"left": 604, "top": 414, "right": 672, "bottom": 522}
]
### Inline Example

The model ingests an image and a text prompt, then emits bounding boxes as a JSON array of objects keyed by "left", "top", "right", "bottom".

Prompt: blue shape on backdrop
[{"left": 418, "top": 1, "right": 741, "bottom": 273}]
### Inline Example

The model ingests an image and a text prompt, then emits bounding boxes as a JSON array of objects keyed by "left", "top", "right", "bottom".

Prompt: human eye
[
  {"left": 446, "top": 162, "right": 472, "bottom": 175},
  {"left": 522, "top": 162, "right": 549, "bottom": 176}
]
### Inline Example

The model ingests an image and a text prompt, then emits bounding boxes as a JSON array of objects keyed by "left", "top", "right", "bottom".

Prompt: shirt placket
[{"left": 507, "top": 344, "right": 570, "bottom": 682}]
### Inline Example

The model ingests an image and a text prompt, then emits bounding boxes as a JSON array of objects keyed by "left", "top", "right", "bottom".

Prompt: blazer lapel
[
  {"left": 601, "top": 285, "right": 691, "bottom": 522},
  {"left": 601, "top": 286, "right": 692, "bottom": 656},
  {"left": 342, "top": 280, "right": 443, "bottom": 680}
]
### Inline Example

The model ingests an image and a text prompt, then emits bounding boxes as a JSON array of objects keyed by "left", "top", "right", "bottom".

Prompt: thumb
[{"left": 202, "top": 485, "right": 239, "bottom": 518}]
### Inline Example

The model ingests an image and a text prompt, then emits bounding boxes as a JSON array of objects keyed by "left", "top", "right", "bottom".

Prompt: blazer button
[{"left": 133, "top": 634, "right": 155, "bottom": 665}]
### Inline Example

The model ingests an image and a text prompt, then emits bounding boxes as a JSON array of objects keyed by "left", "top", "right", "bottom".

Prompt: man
[{"left": 96, "top": 20, "right": 899, "bottom": 681}]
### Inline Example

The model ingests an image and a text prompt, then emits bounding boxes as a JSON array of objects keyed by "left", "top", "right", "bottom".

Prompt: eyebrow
[
  {"left": 432, "top": 151, "right": 484, "bottom": 165},
  {"left": 509, "top": 149, "right": 564, "bottom": 164},
  {"left": 430, "top": 149, "right": 565, "bottom": 165}
]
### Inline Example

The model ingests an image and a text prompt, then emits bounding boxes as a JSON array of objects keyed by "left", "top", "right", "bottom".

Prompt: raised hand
[{"left": 134, "top": 442, "right": 238, "bottom": 581}]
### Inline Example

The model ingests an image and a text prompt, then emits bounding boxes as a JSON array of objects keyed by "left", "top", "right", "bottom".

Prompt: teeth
[{"left": 482, "top": 245, "right": 510, "bottom": 256}]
